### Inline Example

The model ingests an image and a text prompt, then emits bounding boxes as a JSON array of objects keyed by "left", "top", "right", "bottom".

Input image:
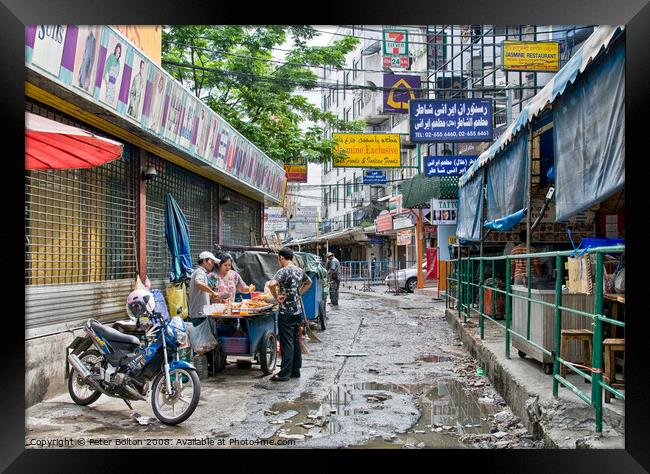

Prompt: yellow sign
[
  {"left": 502, "top": 41, "right": 559, "bottom": 72},
  {"left": 333, "top": 133, "right": 401, "bottom": 168},
  {"left": 114, "top": 25, "right": 162, "bottom": 65}
]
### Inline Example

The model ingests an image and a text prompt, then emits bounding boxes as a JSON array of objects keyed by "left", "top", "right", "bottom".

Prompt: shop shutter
[
  {"left": 25, "top": 100, "right": 138, "bottom": 332},
  {"left": 145, "top": 154, "right": 218, "bottom": 282},
  {"left": 221, "top": 191, "right": 261, "bottom": 246}
]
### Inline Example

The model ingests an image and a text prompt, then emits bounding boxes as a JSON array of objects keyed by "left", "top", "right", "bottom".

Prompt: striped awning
[{"left": 459, "top": 25, "right": 624, "bottom": 187}]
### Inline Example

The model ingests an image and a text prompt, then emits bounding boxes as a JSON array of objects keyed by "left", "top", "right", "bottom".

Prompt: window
[
  {"left": 355, "top": 175, "right": 362, "bottom": 192},
  {"left": 344, "top": 107, "right": 350, "bottom": 122},
  {"left": 353, "top": 59, "right": 360, "bottom": 79},
  {"left": 346, "top": 180, "right": 353, "bottom": 197}
]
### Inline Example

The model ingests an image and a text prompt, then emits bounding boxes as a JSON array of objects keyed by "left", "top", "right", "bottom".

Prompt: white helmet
[{"left": 126, "top": 289, "right": 155, "bottom": 320}]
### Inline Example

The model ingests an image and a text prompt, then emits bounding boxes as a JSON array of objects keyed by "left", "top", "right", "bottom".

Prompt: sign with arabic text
[
  {"left": 424, "top": 156, "right": 478, "bottom": 177},
  {"left": 383, "top": 74, "right": 421, "bottom": 114},
  {"left": 410, "top": 99, "right": 492, "bottom": 143},
  {"left": 333, "top": 133, "right": 401, "bottom": 168},
  {"left": 502, "top": 41, "right": 560, "bottom": 72},
  {"left": 363, "top": 169, "right": 387, "bottom": 185}
]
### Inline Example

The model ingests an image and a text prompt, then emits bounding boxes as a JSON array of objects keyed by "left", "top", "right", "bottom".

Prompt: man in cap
[
  {"left": 326, "top": 252, "right": 341, "bottom": 306},
  {"left": 188, "top": 251, "right": 221, "bottom": 322}
]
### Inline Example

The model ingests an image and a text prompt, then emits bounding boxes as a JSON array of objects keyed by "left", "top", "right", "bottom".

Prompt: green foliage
[{"left": 161, "top": 26, "right": 365, "bottom": 165}]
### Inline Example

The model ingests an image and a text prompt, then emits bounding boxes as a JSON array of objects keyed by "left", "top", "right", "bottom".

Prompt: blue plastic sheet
[
  {"left": 457, "top": 169, "right": 484, "bottom": 242},
  {"left": 553, "top": 37, "right": 625, "bottom": 222},
  {"left": 484, "top": 208, "right": 527, "bottom": 231},
  {"left": 486, "top": 131, "right": 529, "bottom": 222}
]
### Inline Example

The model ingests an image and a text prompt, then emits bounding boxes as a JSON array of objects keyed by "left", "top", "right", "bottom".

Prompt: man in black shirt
[
  {"left": 326, "top": 252, "right": 341, "bottom": 306},
  {"left": 268, "top": 247, "right": 312, "bottom": 381}
]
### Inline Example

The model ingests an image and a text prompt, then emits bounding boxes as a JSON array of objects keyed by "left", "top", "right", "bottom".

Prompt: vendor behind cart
[
  {"left": 188, "top": 251, "right": 221, "bottom": 323},
  {"left": 208, "top": 252, "right": 256, "bottom": 302}
]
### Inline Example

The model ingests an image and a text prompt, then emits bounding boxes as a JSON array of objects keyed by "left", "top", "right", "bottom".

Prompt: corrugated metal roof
[{"left": 459, "top": 25, "right": 624, "bottom": 187}]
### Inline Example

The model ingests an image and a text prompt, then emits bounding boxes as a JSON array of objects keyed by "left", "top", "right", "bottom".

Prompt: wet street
[{"left": 26, "top": 290, "right": 542, "bottom": 449}]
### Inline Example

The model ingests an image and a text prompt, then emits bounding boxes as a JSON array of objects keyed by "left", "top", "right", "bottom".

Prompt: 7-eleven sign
[{"left": 383, "top": 29, "right": 409, "bottom": 57}]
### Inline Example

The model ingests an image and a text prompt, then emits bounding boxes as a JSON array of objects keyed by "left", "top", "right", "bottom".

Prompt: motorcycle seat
[{"left": 91, "top": 320, "right": 140, "bottom": 346}]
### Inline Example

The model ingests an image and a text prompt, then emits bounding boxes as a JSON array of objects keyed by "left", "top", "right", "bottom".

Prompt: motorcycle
[{"left": 65, "top": 310, "right": 200, "bottom": 425}]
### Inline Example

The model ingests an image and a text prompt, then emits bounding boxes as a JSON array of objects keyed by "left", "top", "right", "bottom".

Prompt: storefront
[{"left": 24, "top": 26, "right": 286, "bottom": 337}]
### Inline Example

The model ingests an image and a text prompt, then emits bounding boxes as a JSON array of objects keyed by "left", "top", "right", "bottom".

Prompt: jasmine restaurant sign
[{"left": 25, "top": 25, "right": 286, "bottom": 203}]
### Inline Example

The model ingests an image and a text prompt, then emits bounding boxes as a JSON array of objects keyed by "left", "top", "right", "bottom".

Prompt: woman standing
[
  {"left": 207, "top": 253, "right": 255, "bottom": 302},
  {"left": 102, "top": 43, "right": 122, "bottom": 106}
]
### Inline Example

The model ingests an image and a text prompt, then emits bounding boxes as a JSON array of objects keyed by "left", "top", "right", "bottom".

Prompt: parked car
[{"left": 385, "top": 263, "right": 427, "bottom": 292}]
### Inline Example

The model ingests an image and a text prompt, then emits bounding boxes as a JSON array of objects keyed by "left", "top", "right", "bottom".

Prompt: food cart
[
  {"left": 294, "top": 252, "right": 328, "bottom": 330},
  {"left": 206, "top": 302, "right": 279, "bottom": 375}
]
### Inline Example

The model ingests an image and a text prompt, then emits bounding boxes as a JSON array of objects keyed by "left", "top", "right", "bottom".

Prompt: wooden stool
[
  {"left": 603, "top": 338, "right": 625, "bottom": 403},
  {"left": 560, "top": 329, "right": 593, "bottom": 378}
]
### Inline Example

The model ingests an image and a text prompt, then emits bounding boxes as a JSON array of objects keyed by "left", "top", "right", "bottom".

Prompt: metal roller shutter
[
  {"left": 221, "top": 191, "right": 261, "bottom": 246},
  {"left": 145, "top": 153, "right": 218, "bottom": 281},
  {"left": 25, "top": 100, "right": 138, "bottom": 332}
]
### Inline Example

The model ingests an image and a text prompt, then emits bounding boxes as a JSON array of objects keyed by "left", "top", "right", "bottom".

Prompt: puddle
[{"left": 268, "top": 380, "right": 497, "bottom": 448}]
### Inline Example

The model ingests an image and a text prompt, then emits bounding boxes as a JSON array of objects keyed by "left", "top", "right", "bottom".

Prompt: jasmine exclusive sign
[
  {"left": 409, "top": 99, "right": 493, "bottom": 143},
  {"left": 425, "top": 156, "right": 478, "bottom": 177}
]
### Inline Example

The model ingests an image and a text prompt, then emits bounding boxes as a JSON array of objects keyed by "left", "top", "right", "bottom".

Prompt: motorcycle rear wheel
[
  {"left": 68, "top": 350, "right": 102, "bottom": 406},
  {"left": 151, "top": 368, "right": 200, "bottom": 425}
]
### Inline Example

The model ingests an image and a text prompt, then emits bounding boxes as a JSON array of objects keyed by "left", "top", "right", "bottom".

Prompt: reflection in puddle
[{"left": 269, "top": 379, "right": 496, "bottom": 447}]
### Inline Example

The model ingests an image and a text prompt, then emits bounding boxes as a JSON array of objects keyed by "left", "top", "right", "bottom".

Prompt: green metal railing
[{"left": 445, "top": 245, "right": 625, "bottom": 433}]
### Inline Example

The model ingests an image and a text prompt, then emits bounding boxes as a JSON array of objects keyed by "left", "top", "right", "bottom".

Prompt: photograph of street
[{"left": 24, "top": 24, "right": 625, "bottom": 451}]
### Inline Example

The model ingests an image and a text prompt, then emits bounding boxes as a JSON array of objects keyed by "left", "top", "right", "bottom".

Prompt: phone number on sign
[{"left": 414, "top": 130, "right": 491, "bottom": 139}]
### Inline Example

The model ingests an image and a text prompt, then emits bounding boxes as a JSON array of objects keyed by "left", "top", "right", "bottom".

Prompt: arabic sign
[
  {"left": 383, "top": 74, "right": 421, "bottom": 114},
  {"left": 375, "top": 212, "right": 393, "bottom": 232},
  {"left": 284, "top": 164, "right": 308, "bottom": 183},
  {"left": 363, "top": 169, "right": 387, "bottom": 185},
  {"left": 431, "top": 199, "right": 457, "bottom": 225},
  {"left": 397, "top": 229, "right": 413, "bottom": 246},
  {"left": 424, "top": 156, "right": 478, "bottom": 177},
  {"left": 409, "top": 99, "right": 493, "bottom": 143},
  {"left": 333, "top": 133, "right": 401, "bottom": 168},
  {"left": 25, "top": 25, "right": 286, "bottom": 203},
  {"left": 502, "top": 41, "right": 560, "bottom": 72}
]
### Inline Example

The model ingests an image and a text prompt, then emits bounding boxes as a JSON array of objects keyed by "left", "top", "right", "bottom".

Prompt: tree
[{"left": 161, "top": 26, "right": 365, "bottom": 165}]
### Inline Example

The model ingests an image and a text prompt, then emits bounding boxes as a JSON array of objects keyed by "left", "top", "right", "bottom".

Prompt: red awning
[{"left": 25, "top": 112, "right": 124, "bottom": 170}]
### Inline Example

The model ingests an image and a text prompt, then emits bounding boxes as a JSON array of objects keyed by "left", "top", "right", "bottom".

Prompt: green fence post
[
  {"left": 553, "top": 254, "right": 564, "bottom": 397},
  {"left": 478, "top": 258, "right": 485, "bottom": 339},
  {"left": 527, "top": 256, "right": 532, "bottom": 341},
  {"left": 505, "top": 256, "right": 512, "bottom": 358},
  {"left": 458, "top": 252, "right": 463, "bottom": 320},
  {"left": 592, "top": 252, "right": 604, "bottom": 433}
]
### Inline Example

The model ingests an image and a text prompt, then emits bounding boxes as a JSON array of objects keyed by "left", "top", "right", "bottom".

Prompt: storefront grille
[
  {"left": 145, "top": 154, "right": 218, "bottom": 280},
  {"left": 25, "top": 102, "right": 138, "bottom": 285},
  {"left": 221, "top": 191, "right": 261, "bottom": 246}
]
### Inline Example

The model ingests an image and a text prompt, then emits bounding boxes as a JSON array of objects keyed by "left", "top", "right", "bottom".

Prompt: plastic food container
[{"left": 203, "top": 303, "right": 225, "bottom": 315}]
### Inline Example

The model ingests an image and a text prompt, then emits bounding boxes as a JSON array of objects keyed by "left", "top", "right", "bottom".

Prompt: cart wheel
[
  {"left": 212, "top": 347, "right": 227, "bottom": 373},
  {"left": 518, "top": 350, "right": 527, "bottom": 359},
  {"left": 259, "top": 331, "right": 278, "bottom": 375},
  {"left": 319, "top": 300, "right": 327, "bottom": 320},
  {"left": 543, "top": 363, "right": 553, "bottom": 375},
  {"left": 319, "top": 302, "right": 327, "bottom": 330}
]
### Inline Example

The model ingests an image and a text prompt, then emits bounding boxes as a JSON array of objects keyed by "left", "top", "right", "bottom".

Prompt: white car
[{"left": 385, "top": 263, "right": 427, "bottom": 292}]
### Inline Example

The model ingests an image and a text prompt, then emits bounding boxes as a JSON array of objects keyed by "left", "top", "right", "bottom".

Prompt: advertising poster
[
  {"left": 145, "top": 70, "right": 166, "bottom": 134},
  {"left": 126, "top": 51, "right": 147, "bottom": 122},
  {"left": 284, "top": 164, "right": 308, "bottom": 183},
  {"left": 502, "top": 41, "right": 560, "bottom": 72},
  {"left": 431, "top": 199, "right": 458, "bottom": 225},
  {"left": 164, "top": 84, "right": 183, "bottom": 141},
  {"left": 383, "top": 74, "right": 421, "bottom": 114},
  {"left": 195, "top": 106, "right": 210, "bottom": 157},
  {"left": 72, "top": 26, "right": 101, "bottom": 95},
  {"left": 424, "top": 156, "right": 478, "bottom": 177},
  {"left": 99, "top": 32, "right": 126, "bottom": 109},
  {"left": 397, "top": 229, "right": 413, "bottom": 246},
  {"left": 31, "top": 25, "right": 67, "bottom": 77},
  {"left": 179, "top": 92, "right": 195, "bottom": 149},
  {"left": 333, "top": 133, "right": 401, "bottom": 168},
  {"left": 410, "top": 99, "right": 493, "bottom": 143}
]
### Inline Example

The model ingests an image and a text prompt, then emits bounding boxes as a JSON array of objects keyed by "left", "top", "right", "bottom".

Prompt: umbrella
[
  {"left": 165, "top": 193, "right": 193, "bottom": 283},
  {"left": 25, "top": 112, "right": 123, "bottom": 170}
]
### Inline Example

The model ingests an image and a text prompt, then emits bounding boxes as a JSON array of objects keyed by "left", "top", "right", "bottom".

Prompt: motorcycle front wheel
[{"left": 150, "top": 368, "right": 200, "bottom": 425}]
